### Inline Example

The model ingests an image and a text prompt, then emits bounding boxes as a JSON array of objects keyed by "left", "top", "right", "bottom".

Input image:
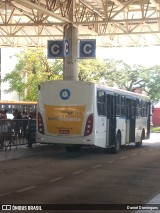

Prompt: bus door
[
  {"left": 129, "top": 99, "right": 136, "bottom": 142},
  {"left": 96, "top": 90, "right": 107, "bottom": 148},
  {"left": 107, "top": 94, "right": 116, "bottom": 146},
  {"left": 147, "top": 102, "right": 151, "bottom": 139}
]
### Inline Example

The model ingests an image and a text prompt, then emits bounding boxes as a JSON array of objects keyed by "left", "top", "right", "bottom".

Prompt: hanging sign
[
  {"left": 47, "top": 40, "right": 70, "bottom": 58},
  {"left": 79, "top": 39, "right": 96, "bottom": 58}
]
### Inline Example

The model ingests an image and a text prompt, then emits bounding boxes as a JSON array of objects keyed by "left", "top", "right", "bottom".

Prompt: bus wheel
[
  {"left": 135, "top": 130, "right": 145, "bottom": 148},
  {"left": 135, "top": 139, "right": 142, "bottom": 148},
  {"left": 112, "top": 132, "right": 121, "bottom": 154}
]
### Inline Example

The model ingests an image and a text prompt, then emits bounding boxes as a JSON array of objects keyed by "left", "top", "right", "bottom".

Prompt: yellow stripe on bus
[{"left": 44, "top": 105, "right": 86, "bottom": 135}]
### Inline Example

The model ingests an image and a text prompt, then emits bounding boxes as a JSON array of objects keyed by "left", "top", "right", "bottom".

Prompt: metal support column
[{"left": 63, "top": 24, "right": 78, "bottom": 81}]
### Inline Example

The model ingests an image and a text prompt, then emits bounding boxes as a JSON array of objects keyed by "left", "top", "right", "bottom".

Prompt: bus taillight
[
  {"left": 38, "top": 112, "right": 44, "bottom": 134},
  {"left": 84, "top": 114, "right": 93, "bottom": 136}
]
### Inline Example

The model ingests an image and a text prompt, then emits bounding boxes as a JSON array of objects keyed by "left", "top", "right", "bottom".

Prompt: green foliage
[
  {"left": 1, "top": 49, "right": 63, "bottom": 101},
  {"left": 145, "top": 65, "right": 160, "bottom": 101},
  {"left": 78, "top": 59, "right": 160, "bottom": 101},
  {"left": 2, "top": 70, "right": 25, "bottom": 98},
  {"left": 1, "top": 49, "right": 160, "bottom": 102},
  {"left": 78, "top": 59, "right": 107, "bottom": 82},
  {"left": 151, "top": 126, "right": 160, "bottom": 132}
]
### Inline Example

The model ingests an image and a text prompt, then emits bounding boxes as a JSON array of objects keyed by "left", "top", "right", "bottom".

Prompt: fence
[{"left": 0, "top": 119, "right": 36, "bottom": 151}]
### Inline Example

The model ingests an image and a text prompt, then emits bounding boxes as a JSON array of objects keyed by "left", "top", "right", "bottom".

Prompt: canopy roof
[{"left": 0, "top": 0, "right": 160, "bottom": 47}]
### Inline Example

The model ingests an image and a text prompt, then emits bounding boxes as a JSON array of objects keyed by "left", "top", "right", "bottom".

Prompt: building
[{"left": 152, "top": 103, "right": 160, "bottom": 127}]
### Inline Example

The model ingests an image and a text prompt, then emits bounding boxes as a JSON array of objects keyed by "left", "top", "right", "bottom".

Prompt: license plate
[{"left": 59, "top": 130, "right": 70, "bottom": 134}]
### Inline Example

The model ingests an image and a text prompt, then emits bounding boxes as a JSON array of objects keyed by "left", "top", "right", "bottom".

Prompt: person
[
  {"left": 13, "top": 109, "right": 18, "bottom": 119},
  {"left": 22, "top": 111, "right": 28, "bottom": 119},
  {"left": 22, "top": 111, "right": 29, "bottom": 139},
  {"left": 1, "top": 110, "right": 8, "bottom": 130},
  {"left": 1, "top": 110, "right": 7, "bottom": 119},
  {"left": 0, "top": 110, "right": 9, "bottom": 149},
  {"left": 0, "top": 110, "right": 3, "bottom": 148},
  {"left": 28, "top": 112, "right": 34, "bottom": 119},
  {"left": 16, "top": 111, "right": 22, "bottom": 119},
  {"left": 13, "top": 109, "right": 22, "bottom": 138},
  {"left": 27, "top": 111, "right": 36, "bottom": 148}
]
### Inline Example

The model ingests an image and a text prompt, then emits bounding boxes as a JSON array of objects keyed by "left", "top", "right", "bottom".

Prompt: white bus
[{"left": 36, "top": 80, "right": 151, "bottom": 153}]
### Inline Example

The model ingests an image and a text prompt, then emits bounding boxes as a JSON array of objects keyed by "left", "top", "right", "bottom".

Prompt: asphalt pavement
[
  {"left": 135, "top": 133, "right": 160, "bottom": 213},
  {"left": 0, "top": 133, "right": 160, "bottom": 212}
]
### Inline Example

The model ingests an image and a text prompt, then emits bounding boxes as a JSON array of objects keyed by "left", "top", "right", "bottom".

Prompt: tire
[
  {"left": 135, "top": 135, "right": 143, "bottom": 148},
  {"left": 135, "top": 130, "right": 145, "bottom": 148},
  {"left": 112, "top": 132, "right": 121, "bottom": 154}
]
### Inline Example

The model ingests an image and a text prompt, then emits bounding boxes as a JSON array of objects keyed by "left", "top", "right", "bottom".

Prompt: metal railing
[{"left": 0, "top": 119, "right": 36, "bottom": 151}]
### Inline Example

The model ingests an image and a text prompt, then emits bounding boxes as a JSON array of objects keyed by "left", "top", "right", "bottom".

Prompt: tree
[
  {"left": 103, "top": 60, "right": 160, "bottom": 101},
  {"left": 1, "top": 49, "right": 63, "bottom": 101},
  {"left": 145, "top": 65, "right": 160, "bottom": 101},
  {"left": 78, "top": 58, "right": 148, "bottom": 90},
  {"left": 102, "top": 59, "right": 150, "bottom": 91},
  {"left": 1, "top": 70, "right": 26, "bottom": 99},
  {"left": 78, "top": 59, "right": 108, "bottom": 82},
  {"left": 2, "top": 50, "right": 160, "bottom": 102},
  {"left": 78, "top": 58, "right": 160, "bottom": 101}
]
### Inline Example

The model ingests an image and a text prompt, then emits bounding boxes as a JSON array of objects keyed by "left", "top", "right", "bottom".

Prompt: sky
[
  {"left": 1, "top": 48, "right": 20, "bottom": 100},
  {"left": 97, "top": 46, "right": 160, "bottom": 67}
]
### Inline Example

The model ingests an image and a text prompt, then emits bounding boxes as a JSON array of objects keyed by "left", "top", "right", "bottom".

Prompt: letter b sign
[{"left": 79, "top": 40, "right": 96, "bottom": 58}]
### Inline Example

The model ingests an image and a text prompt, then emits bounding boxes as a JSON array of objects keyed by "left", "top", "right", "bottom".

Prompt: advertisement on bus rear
[{"left": 44, "top": 105, "right": 86, "bottom": 135}]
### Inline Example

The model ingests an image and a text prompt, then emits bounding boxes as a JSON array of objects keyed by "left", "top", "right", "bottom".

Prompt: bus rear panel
[{"left": 36, "top": 81, "right": 95, "bottom": 145}]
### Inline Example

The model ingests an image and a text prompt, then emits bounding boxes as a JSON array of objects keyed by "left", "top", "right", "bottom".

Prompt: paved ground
[
  {"left": 1, "top": 133, "right": 159, "bottom": 161},
  {"left": 134, "top": 133, "right": 160, "bottom": 213},
  {"left": 0, "top": 133, "right": 160, "bottom": 212}
]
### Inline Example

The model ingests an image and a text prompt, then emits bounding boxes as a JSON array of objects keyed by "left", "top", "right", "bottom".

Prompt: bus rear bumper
[{"left": 36, "top": 134, "right": 94, "bottom": 145}]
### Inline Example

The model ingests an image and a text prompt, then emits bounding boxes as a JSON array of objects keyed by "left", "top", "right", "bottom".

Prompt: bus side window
[
  {"left": 144, "top": 102, "right": 148, "bottom": 117},
  {"left": 97, "top": 90, "right": 106, "bottom": 116},
  {"left": 106, "top": 95, "right": 111, "bottom": 118},
  {"left": 116, "top": 95, "right": 125, "bottom": 116},
  {"left": 131, "top": 99, "right": 136, "bottom": 118},
  {"left": 141, "top": 101, "right": 146, "bottom": 117},
  {"left": 126, "top": 99, "right": 130, "bottom": 118},
  {"left": 121, "top": 95, "right": 125, "bottom": 116},
  {"left": 116, "top": 95, "right": 121, "bottom": 116},
  {"left": 136, "top": 99, "right": 142, "bottom": 117}
]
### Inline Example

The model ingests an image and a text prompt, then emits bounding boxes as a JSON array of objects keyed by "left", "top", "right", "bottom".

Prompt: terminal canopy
[{"left": 0, "top": 0, "right": 160, "bottom": 47}]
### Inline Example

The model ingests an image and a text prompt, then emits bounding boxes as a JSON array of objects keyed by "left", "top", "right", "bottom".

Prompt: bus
[
  {"left": 36, "top": 80, "right": 151, "bottom": 153},
  {"left": 0, "top": 101, "right": 37, "bottom": 119}
]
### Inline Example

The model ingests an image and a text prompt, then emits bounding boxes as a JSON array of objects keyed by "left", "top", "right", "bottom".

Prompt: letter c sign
[
  {"left": 79, "top": 40, "right": 96, "bottom": 58},
  {"left": 64, "top": 40, "right": 70, "bottom": 57},
  {"left": 47, "top": 40, "right": 63, "bottom": 58}
]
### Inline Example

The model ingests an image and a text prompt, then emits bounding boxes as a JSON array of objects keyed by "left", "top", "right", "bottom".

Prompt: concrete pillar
[{"left": 63, "top": 24, "right": 78, "bottom": 81}]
